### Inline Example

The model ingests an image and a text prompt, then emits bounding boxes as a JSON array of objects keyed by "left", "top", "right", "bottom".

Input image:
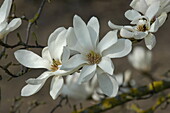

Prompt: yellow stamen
[
  {"left": 51, "top": 59, "right": 61, "bottom": 72},
  {"left": 87, "top": 51, "right": 101, "bottom": 65}
]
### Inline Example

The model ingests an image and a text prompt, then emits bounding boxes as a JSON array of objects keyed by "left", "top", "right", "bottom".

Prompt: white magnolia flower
[
  {"left": 0, "top": 0, "right": 22, "bottom": 39},
  {"left": 128, "top": 46, "right": 152, "bottom": 72},
  {"left": 14, "top": 27, "right": 74, "bottom": 100},
  {"left": 109, "top": 2, "right": 167, "bottom": 50},
  {"left": 115, "top": 70, "right": 136, "bottom": 93},
  {"left": 61, "top": 15, "right": 132, "bottom": 97},
  {"left": 130, "top": 0, "right": 170, "bottom": 16},
  {"left": 61, "top": 72, "right": 97, "bottom": 101}
]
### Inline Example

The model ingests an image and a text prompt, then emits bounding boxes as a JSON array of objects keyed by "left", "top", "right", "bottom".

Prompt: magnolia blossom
[
  {"left": 130, "top": 0, "right": 170, "bottom": 16},
  {"left": 128, "top": 46, "right": 152, "bottom": 72},
  {"left": 14, "top": 27, "right": 74, "bottom": 99},
  {"left": 61, "top": 72, "right": 97, "bottom": 101},
  {"left": 0, "top": 0, "right": 22, "bottom": 39},
  {"left": 61, "top": 15, "right": 132, "bottom": 97},
  {"left": 93, "top": 70, "right": 135, "bottom": 100},
  {"left": 109, "top": 1, "right": 167, "bottom": 50}
]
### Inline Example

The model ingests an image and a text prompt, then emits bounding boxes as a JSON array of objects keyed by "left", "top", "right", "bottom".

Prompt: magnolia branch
[
  {"left": 130, "top": 94, "right": 170, "bottom": 113},
  {"left": 25, "top": 0, "right": 46, "bottom": 45},
  {"left": 73, "top": 80, "right": 170, "bottom": 113}
]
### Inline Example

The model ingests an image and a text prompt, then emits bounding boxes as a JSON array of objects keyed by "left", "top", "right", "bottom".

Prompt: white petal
[
  {"left": 48, "top": 28, "right": 67, "bottom": 60},
  {"left": 66, "top": 27, "right": 86, "bottom": 54},
  {"left": 5, "top": 18, "right": 22, "bottom": 32},
  {"left": 21, "top": 83, "right": 45, "bottom": 96},
  {"left": 98, "top": 57, "right": 114, "bottom": 75},
  {"left": 97, "top": 30, "right": 118, "bottom": 54},
  {"left": 145, "top": 33, "right": 156, "bottom": 50},
  {"left": 73, "top": 15, "right": 93, "bottom": 51},
  {"left": 134, "top": 31, "right": 148, "bottom": 39},
  {"left": 60, "top": 54, "right": 87, "bottom": 70},
  {"left": 97, "top": 73, "right": 119, "bottom": 97},
  {"left": 50, "top": 76, "right": 64, "bottom": 100},
  {"left": 61, "top": 46, "right": 70, "bottom": 63},
  {"left": 120, "top": 28, "right": 134, "bottom": 38},
  {"left": 0, "top": 0, "right": 12, "bottom": 23},
  {"left": 158, "top": 12, "right": 167, "bottom": 28},
  {"left": 78, "top": 65, "right": 96, "bottom": 84},
  {"left": 87, "top": 16, "right": 99, "bottom": 47},
  {"left": 125, "top": 10, "right": 141, "bottom": 21},
  {"left": 149, "top": 18, "right": 159, "bottom": 32},
  {"left": 0, "top": 22, "right": 7, "bottom": 32},
  {"left": 115, "top": 74, "right": 123, "bottom": 86},
  {"left": 108, "top": 21, "right": 123, "bottom": 30},
  {"left": 26, "top": 71, "right": 52, "bottom": 85},
  {"left": 42, "top": 47, "right": 52, "bottom": 62},
  {"left": 103, "top": 39, "right": 132, "bottom": 58},
  {"left": 145, "top": 1, "right": 160, "bottom": 20},
  {"left": 14, "top": 50, "right": 50, "bottom": 69},
  {"left": 130, "top": 0, "right": 148, "bottom": 14}
]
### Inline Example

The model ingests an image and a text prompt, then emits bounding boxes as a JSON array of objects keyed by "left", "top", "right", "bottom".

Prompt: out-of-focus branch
[
  {"left": 50, "top": 96, "right": 69, "bottom": 113},
  {"left": 0, "top": 62, "right": 29, "bottom": 78},
  {"left": 26, "top": 100, "right": 46, "bottom": 113},
  {"left": 25, "top": 0, "right": 46, "bottom": 45},
  {"left": 130, "top": 94, "right": 170, "bottom": 113},
  {"left": 73, "top": 80, "right": 170, "bottom": 113}
]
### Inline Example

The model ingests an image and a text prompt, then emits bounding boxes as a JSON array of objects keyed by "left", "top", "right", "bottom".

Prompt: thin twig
[{"left": 25, "top": 0, "right": 46, "bottom": 45}]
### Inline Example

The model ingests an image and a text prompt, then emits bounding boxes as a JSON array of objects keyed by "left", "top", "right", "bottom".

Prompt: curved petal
[
  {"left": 108, "top": 21, "right": 123, "bottom": 30},
  {"left": 14, "top": 50, "right": 50, "bottom": 69},
  {"left": 0, "top": 0, "right": 12, "bottom": 23},
  {"left": 97, "top": 30, "right": 118, "bottom": 54},
  {"left": 66, "top": 27, "right": 86, "bottom": 54},
  {"left": 134, "top": 31, "right": 148, "bottom": 39},
  {"left": 149, "top": 18, "right": 159, "bottom": 32},
  {"left": 125, "top": 10, "right": 141, "bottom": 21},
  {"left": 42, "top": 47, "right": 52, "bottom": 62},
  {"left": 26, "top": 71, "right": 52, "bottom": 85},
  {"left": 103, "top": 39, "right": 132, "bottom": 58},
  {"left": 158, "top": 12, "right": 167, "bottom": 28},
  {"left": 6, "top": 18, "right": 22, "bottom": 32},
  {"left": 73, "top": 15, "right": 93, "bottom": 51},
  {"left": 97, "top": 73, "right": 119, "bottom": 97},
  {"left": 145, "top": 1, "right": 160, "bottom": 20},
  {"left": 87, "top": 16, "right": 100, "bottom": 47},
  {"left": 144, "top": 33, "right": 156, "bottom": 50},
  {"left": 130, "top": 0, "right": 148, "bottom": 14},
  {"left": 50, "top": 76, "right": 64, "bottom": 100},
  {"left": 120, "top": 28, "right": 134, "bottom": 38},
  {"left": 78, "top": 64, "right": 96, "bottom": 84},
  {"left": 98, "top": 57, "right": 114, "bottom": 75},
  {"left": 60, "top": 54, "right": 88, "bottom": 71},
  {"left": 48, "top": 27, "right": 67, "bottom": 60},
  {"left": 21, "top": 83, "right": 45, "bottom": 96},
  {"left": 61, "top": 46, "right": 70, "bottom": 63}
]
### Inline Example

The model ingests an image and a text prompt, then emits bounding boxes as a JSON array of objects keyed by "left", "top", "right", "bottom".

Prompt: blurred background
[{"left": 0, "top": 0, "right": 170, "bottom": 113}]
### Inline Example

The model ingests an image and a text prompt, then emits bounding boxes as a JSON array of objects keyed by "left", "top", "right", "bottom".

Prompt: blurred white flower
[
  {"left": 115, "top": 70, "right": 136, "bottom": 93},
  {"left": 61, "top": 72, "right": 98, "bottom": 101},
  {"left": 14, "top": 27, "right": 74, "bottom": 100},
  {"left": 61, "top": 15, "right": 132, "bottom": 97},
  {"left": 0, "top": 0, "right": 22, "bottom": 39},
  {"left": 130, "top": 0, "right": 170, "bottom": 16},
  {"left": 128, "top": 46, "right": 152, "bottom": 72},
  {"left": 109, "top": 2, "right": 166, "bottom": 50}
]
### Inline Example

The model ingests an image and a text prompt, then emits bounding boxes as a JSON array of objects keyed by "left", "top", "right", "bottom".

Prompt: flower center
[
  {"left": 87, "top": 51, "right": 101, "bottom": 65},
  {"left": 137, "top": 24, "right": 148, "bottom": 32},
  {"left": 137, "top": 19, "right": 150, "bottom": 32},
  {"left": 51, "top": 59, "right": 61, "bottom": 72}
]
